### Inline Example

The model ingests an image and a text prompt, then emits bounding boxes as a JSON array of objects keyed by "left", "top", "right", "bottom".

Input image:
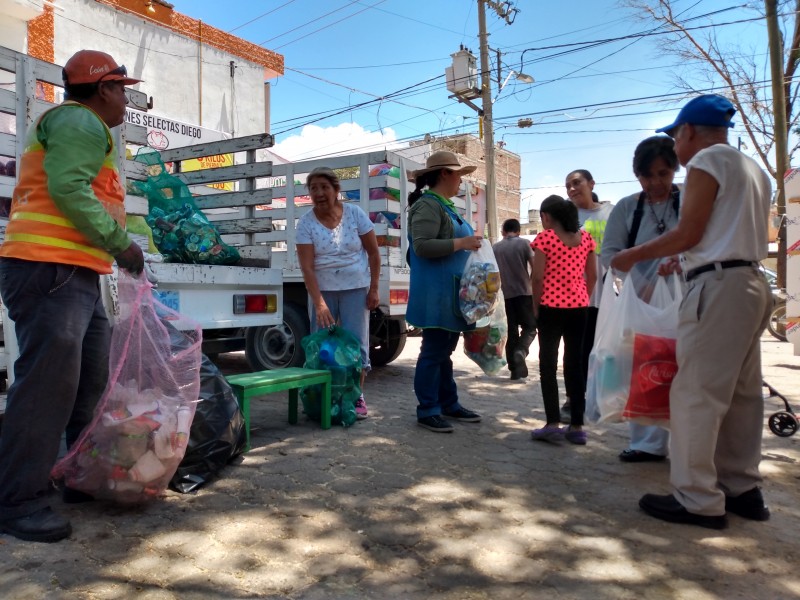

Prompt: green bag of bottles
[
  {"left": 300, "top": 326, "right": 362, "bottom": 427},
  {"left": 133, "top": 149, "right": 240, "bottom": 266}
]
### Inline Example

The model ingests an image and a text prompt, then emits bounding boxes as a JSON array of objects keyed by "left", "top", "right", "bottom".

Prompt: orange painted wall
[
  {"left": 27, "top": 6, "right": 55, "bottom": 102},
  {"left": 28, "top": 1, "right": 284, "bottom": 77},
  {"left": 92, "top": 0, "right": 284, "bottom": 75}
]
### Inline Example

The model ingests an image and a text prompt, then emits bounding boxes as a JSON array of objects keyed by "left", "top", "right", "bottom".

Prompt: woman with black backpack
[{"left": 601, "top": 136, "right": 682, "bottom": 463}]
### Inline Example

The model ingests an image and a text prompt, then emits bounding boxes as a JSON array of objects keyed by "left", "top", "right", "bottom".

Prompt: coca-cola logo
[
  {"left": 147, "top": 130, "right": 169, "bottom": 150},
  {"left": 640, "top": 360, "right": 677, "bottom": 385},
  {"left": 89, "top": 64, "right": 110, "bottom": 75}
]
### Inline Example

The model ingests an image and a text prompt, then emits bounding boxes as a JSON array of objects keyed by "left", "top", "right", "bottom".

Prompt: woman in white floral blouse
[{"left": 296, "top": 167, "right": 380, "bottom": 419}]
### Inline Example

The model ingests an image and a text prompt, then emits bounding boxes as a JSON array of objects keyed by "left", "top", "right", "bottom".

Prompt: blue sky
[{"left": 168, "top": 0, "right": 777, "bottom": 216}]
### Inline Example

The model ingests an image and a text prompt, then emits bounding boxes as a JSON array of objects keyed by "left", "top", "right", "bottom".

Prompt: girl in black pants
[{"left": 530, "top": 196, "right": 597, "bottom": 444}]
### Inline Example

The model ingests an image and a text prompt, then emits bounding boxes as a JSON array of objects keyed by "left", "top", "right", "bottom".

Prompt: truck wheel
[
  {"left": 245, "top": 302, "right": 309, "bottom": 370},
  {"left": 369, "top": 318, "right": 407, "bottom": 368}
]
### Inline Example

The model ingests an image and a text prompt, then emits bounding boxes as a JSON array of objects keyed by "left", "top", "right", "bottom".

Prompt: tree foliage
[{"left": 622, "top": 0, "right": 800, "bottom": 179}]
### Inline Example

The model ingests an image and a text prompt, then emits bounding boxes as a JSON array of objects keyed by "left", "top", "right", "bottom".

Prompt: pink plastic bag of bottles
[{"left": 52, "top": 271, "right": 202, "bottom": 503}]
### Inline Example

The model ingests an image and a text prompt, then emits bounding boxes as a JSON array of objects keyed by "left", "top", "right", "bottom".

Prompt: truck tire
[
  {"left": 245, "top": 302, "right": 309, "bottom": 370},
  {"left": 369, "top": 317, "right": 407, "bottom": 368}
]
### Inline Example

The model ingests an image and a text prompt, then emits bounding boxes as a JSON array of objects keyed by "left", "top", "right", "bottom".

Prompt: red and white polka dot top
[{"left": 531, "top": 229, "right": 596, "bottom": 308}]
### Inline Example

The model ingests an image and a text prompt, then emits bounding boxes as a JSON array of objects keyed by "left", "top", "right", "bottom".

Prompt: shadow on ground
[{"left": 1, "top": 337, "right": 798, "bottom": 599}]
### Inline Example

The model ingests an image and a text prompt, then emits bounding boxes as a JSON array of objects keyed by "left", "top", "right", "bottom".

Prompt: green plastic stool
[{"left": 227, "top": 367, "right": 332, "bottom": 451}]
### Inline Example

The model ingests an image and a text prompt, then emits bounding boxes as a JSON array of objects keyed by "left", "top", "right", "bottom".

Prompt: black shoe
[
  {"left": 443, "top": 407, "right": 482, "bottom": 422},
  {"left": 62, "top": 487, "right": 95, "bottom": 504},
  {"left": 639, "top": 493, "right": 727, "bottom": 530},
  {"left": 0, "top": 507, "right": 72, "bottom": 543},
  {"left": 559, "top": 403, "right": 571, "bottom": 425},
  {"left": 513, "top": 349, "right": 528, "bottom": 378},
  {"left": 725, "top": 487, "right": 770, "bottom": 521},
  {"left": 417, "top": 415, "right": 454, "bottom": 433},
  {"left": 510, "top": 371, "right": 525, "bottom": 381},
  {"left": 619, "top": 449, "right": 667, "bottom": 463}
]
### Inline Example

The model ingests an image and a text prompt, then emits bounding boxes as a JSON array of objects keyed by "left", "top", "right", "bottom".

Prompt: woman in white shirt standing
[
  {"left": 296, "top": 167, "right": 381, "bottom": 420},
  {"left": 563, "top": 169, "right": 615, "bottom": 423}
]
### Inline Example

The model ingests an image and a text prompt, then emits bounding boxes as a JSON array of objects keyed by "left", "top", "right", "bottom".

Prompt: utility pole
[
  {"left": 766, "top": 0, "right": 788, "bottom": 288},
  {"left": 478, "top": 0, "right": 498, "bottom": 243}
]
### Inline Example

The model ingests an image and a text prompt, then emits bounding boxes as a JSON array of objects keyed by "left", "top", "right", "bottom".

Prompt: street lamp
[{"left": 493, "top": 70, "right": 535, "bottom": 103}]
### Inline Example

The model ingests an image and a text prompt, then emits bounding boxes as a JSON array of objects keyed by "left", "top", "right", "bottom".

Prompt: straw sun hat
[{"left": 407, "top": 150, "right": 477, "bottom": 182}]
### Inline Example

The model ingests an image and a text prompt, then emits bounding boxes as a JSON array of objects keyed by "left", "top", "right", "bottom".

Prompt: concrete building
[
  {"left": 1, "top": 0, "right": 283, "bottom": 138},
  {"left": 525, "top": 208, "right": 541, "bottom": 236}
]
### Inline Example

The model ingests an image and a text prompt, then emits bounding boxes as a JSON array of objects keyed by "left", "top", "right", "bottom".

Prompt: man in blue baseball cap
[{"left": 612, "top": 94, "right": 773, "bottom": 529}]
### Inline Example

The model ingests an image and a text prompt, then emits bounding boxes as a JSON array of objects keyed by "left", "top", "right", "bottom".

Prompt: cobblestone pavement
[{"left": 1, "top": 334, "right": 798, "bottom": 600}]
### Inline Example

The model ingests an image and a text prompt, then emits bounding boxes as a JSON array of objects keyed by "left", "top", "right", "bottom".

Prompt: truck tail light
[
  {"left": 390, "top": 289, "right": 408, "bottom": 304},
  {"left": 233, "top": 294, "right": 278, "bottom": 314}
]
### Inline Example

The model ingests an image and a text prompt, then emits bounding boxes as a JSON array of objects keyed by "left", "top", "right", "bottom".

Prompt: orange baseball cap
[{"left": 62, "top": 50, "right": 143, "bottom": 86}]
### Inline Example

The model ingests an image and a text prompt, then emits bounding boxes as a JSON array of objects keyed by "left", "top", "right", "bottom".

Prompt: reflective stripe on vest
[{"left": 0, "top": 103, "right": 124, "bottom": 273}]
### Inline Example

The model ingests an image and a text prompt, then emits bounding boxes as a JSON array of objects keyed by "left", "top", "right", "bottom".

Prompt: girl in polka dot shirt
[{"left": 530, "top": 195, "right": 597, "bottom": 445}]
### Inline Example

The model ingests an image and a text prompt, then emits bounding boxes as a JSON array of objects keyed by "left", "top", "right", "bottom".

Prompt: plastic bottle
[
  {"left": 319, "top": 339, "right": 338, "bottom": 366},
  {"left": 108, "top": 479, "right": 144, "bottom": 493},
  {"left": 129, "top": 450, "right": 167, "bottom": 483},
  {"left": 174, "top": 406, "right": 192, "bottom": 452},
  {"left": 600, "top": 353, "right": 619, "bottom": 391}
]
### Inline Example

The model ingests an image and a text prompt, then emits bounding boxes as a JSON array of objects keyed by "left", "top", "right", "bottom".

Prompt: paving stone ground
[{"left": 1, "top": 333, "right": 798, "bottom": 599}]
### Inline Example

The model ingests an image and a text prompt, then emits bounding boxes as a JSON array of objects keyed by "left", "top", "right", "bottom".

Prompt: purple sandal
[{"left": 564, "top": 427, "right": 587, "bottom": 445}]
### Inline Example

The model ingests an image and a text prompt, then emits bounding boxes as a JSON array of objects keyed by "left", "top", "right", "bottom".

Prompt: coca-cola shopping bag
[{"left": 623, "top": 333, "right": 677, "bottom": 426}]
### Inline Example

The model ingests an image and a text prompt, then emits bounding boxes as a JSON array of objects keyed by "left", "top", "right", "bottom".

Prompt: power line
[
  {"left": 227, "top": 0, "right": 299, "bottom": 34},
  {"left": 281, "top": 66, "right": 449, "bottom": 121},
  {"left": 291, "top": 57, "right": 449, "bottom": 71},
  {"left": 499, "top": 78, "right": 785, "bottom": 123},
  {"left": 259, "top": 0, "right": 362, "bottom": 45},
  {"left": 274, "top": 0, "right": 389, "bottom": 50},
  {"left": 269, "top": 8, "right": 776, "bottom": 137},
  {"left": 348, "top": 0, "right": 467, "bottom": 37},
  {"left": 508, "top": 6, "right": 750, "bottom": 61},
  {"left": 272, "top": 72, "right": 446, "bottom": 135},
  {"left": 275, "top": 76, "right": 792, "bottom": 162}
]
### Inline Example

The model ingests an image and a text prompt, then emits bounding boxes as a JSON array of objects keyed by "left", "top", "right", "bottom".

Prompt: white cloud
[{"left": 272, "top": 122, "right": 404, "bottom": 161}]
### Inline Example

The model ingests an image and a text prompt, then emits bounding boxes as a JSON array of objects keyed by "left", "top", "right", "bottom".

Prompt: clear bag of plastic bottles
[
  {"left": 133, "top": 149, "right": 240, "bottom": 265},
  {"left": 463, "top": 290, "right": 508, "bottom": 376},
  {"left": 459, "top": 240, "right": 501, "bottom": 324},
  {"left": 300, "top": 326, "right": 362, "bottom": 427},
  {"left": 52, "top": 271, "right": 203, "bottom": 503}
]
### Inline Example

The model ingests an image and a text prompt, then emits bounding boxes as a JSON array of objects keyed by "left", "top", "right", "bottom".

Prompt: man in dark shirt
[{"left": 493, "top": 219, "right": 537, "bottom": 379}]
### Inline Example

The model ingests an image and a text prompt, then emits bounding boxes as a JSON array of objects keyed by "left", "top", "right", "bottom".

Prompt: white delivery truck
[
  {"left": 0, "top": 47, "right": 284, "bottom": 394},
  {"left": 228, "top": 150, "right": 476, "bottom": 370}
]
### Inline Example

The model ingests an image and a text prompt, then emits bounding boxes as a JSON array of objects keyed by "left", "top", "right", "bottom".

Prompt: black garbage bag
[{"left": 169, "top": 354, "right": 247, "bottom": 493}]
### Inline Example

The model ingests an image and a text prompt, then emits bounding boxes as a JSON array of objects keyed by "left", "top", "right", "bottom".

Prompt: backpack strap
[
  {"left": 671, "top": 184, "right": 680, "bottom": 216},
  {"left": 627, "top": 191, "right": 647, "bottom": 249}
]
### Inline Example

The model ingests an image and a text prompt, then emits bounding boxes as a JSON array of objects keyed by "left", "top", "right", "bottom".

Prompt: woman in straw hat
[{"left": 406, "top": 151, "right": 484, "bottom": 433}]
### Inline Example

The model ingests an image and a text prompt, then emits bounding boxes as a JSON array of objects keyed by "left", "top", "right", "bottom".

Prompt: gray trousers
[
  {"left": 0, "top": 258, "right": 110, "bottom": 520},
  {"left": 669, "top": 265, "right": 771, "bottom": 516}
]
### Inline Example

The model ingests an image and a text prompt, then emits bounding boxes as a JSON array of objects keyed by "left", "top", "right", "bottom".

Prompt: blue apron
[{"left": 407, "top": 195, "right": 475, "bottom": 332}]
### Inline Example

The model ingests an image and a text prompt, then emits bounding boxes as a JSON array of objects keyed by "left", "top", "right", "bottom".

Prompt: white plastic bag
[
  {"left": 585, "top": 271, "right": 682, "bottom": 424},
  {"left": 459, "top": 240, "right": 501, "bottom": 324}
]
